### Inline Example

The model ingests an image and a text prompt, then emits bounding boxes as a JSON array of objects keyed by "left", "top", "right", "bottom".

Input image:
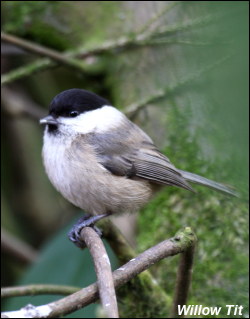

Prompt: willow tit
[{"left": 40, "top": 89, "right": 237, "bottom": 247}]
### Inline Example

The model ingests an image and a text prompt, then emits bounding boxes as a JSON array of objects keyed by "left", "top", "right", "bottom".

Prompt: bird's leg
[{"left": 68, "top": 213, "right": 108, "bottom": 249}]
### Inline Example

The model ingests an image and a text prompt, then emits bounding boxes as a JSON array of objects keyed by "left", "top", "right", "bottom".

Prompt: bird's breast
[{"left": 42, "top": 133, "right": 153, "bottom": 216}]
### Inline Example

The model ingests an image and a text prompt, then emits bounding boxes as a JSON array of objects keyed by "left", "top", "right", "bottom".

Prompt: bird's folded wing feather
[
  {"left": 134, "top": 150, "right": 193, "bottom": 191},
  {"left": 85, "top": 130, "right": 193, "bottom": 192}
]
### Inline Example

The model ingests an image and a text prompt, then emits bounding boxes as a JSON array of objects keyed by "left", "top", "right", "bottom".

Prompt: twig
[
  {"left": 1, "top": 285, "right": 80, "bottom": 298},
  {"left": 1, "top": 58, "right": 56, "bottom": 86},
  {"left": 1, "top": 10, "right": 228, "bottom": 86},
  {"left": 2, "top": 52, "right": 232, "bottom": 125},
  {"left": 2, "top": 53, "right": 232, "bottom": 123},
  {"left": 1, "top": 227, "right": 196, "bottom": 318},
  {"left": 1, "top": 32, "right": 86, "bottom": 72},
  {"left": 171, "top": 228, "right": 197, "bottom": 318},
  {"left": 1, "top": 228, "right": 38, "bottom": 265},
  {"left": 3, "top": 222, "right": 172, "bottom": 316},
  {"left": 80, "top": 227, "right": 119, "bottom": 318}
]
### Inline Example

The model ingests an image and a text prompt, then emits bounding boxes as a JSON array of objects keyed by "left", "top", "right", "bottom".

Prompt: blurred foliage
[
  {"left": 2, "top": 1, "right": 70, "bottom": 50},
  {"left": 1, "top": 1, "right": 248, "bottom": 318},
  {"left": 2, "top": 1, "right": 121, "bottom": 50}
]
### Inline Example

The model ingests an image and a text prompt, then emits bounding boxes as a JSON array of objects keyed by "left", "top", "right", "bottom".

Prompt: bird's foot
[{"left": 68, "top": 214, "right": 108, "bottom": 249}]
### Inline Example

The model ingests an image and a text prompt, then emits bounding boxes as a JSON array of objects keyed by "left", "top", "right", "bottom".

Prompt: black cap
[{"left": 49, "top": 89, "right": 110, "bottom": 118}]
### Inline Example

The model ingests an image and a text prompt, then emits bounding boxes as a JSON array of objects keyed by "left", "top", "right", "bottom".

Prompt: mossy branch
[
  {"left": 1, "top": 11, "right": 226, "bottom": 86},
  {"left": 171, "top": 227, "right": 197, "bottom": 318},
  {"left": 1, "top": 227, "right": 196, "bottom": 318},
  {"left": 1, "top": 32, "right": 87, "bottom": 72},
  {"left": 1, "top": 58, "right": 56, "bottom": 86}
]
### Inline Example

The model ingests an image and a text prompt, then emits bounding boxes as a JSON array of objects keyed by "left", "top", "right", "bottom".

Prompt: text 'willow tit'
[{"left": 40, "top": 89, "right": 237, "bottom": 247}]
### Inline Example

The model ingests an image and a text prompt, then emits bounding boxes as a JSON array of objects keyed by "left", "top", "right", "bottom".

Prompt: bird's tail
[{"left": 179, "top": 170, "right": 238, "bottom": 197}]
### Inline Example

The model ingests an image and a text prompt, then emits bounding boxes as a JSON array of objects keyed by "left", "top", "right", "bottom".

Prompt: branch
[
  {"left": 1, "top": 227, "right": 196, "bottom": 318},
  {"left": 1, "top": 228, "right": 38, "bottom": 265},
  {"left": 171, "top": 228, "right": 197, "bottom": 318},
  {"left": 1, "top": 10, "right": 227, "bottom": 86},
  {"left": 1, "top": 32, "right": 86, "bottom": 72},
  {"left": 1, "top": 58, "right": 56, "bottom": 86},
  {"left": 2, "top": 53, "right": 232, "bottom": 124},
  {"left": 1, "top": 285, "right": 80, "bottom": 298},
  {"left": 80, "top": 227, "right": 119, "bottom": 318},
  {"left": 3, "top": 222, "right": 171, "bottom": 317}
]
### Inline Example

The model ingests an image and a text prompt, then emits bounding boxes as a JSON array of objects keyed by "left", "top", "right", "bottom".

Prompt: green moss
[
  {"left": 173, "top": 227, "right": 197, "bottom": 250},
  {"left": 3, "top": 1, "right": 50, "bottom": 34},
  {"left": 2, "top": 1, "right": 70, "bottom": 50},
  {"left": 136, "top": 100, "right": 248, "bottom": 317},
  {"left": 66, "top": 1, "right": 121, "bottom": 48},
  {"left": 118, "top": 271, "right": 172, "bottom": 318},
  {"left": 116, "top": 227, "right": 196, "bottom": 318}
]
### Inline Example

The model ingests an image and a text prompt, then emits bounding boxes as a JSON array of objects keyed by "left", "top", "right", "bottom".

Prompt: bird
[{"left": 40, "top": 88, "right": 237, "bottom": 247}]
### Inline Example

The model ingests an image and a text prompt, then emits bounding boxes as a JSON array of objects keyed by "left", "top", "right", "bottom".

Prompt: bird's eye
[{"left": 69, "top": 110, "right": 79, "bottom": 117}]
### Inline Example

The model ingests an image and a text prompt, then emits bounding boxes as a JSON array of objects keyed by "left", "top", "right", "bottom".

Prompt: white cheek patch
[{"left": 58, "top": 105, "right": 125, "bottom": 134}]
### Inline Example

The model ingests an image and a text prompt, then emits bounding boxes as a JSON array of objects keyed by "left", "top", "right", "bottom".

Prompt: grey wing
[
  {"left": 134, "top": 149, "right": 193, "bottom": 191},
  {"left": 85, "top": 124, "right": 193, "bottom": 192}
]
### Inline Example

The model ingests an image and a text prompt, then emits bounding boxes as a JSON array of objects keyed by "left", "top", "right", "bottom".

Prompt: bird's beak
[{"left": 40, "top": 115, "right": 58, "bottom": 125}]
